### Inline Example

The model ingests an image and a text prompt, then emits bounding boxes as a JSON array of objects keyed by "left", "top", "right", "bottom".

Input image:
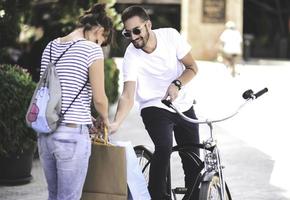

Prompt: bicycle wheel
[
  {"left": 134, "top": 145, "right": 153, "bottom": 184},
  {"left": 199, "top": 175, "right": 231, "bottom": 200}
]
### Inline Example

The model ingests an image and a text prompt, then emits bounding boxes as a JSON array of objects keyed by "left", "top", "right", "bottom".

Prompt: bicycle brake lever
[{"left": 242, "top": 89, "right": 254, "bottom": 99}]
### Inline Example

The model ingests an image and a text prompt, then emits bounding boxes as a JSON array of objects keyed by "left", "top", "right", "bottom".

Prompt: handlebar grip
[
  {"left": 254, "top": 87, "right": 268, "bottom": 99},
  {"left": 161, "top": 99, "right": 172, "bottom": 108}
]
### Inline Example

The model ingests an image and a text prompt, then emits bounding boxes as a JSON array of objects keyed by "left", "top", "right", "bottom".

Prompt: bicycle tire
[
  {"left": 199, "top": 175, "right": 231, "bottom": 200},
  {"left": 134, "top": 145, "right": 153, "bottom": 184}
]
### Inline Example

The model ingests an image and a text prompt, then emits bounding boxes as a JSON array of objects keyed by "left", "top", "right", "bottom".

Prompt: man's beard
[{"left": 132, "top": 27, "right": 149, "bottom": 49}]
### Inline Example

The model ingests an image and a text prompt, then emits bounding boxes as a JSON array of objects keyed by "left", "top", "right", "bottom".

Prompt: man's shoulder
[
  {"left": 154, "top": 27, "right": 177, "bottom": 34},
  {"left": 154, "top": 28, "right": 181, "bottom": 41}
]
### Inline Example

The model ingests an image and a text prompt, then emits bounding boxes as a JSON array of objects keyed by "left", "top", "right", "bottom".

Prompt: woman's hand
[{"left": 90, "top": 116, "right": 110, "bottom": 135}]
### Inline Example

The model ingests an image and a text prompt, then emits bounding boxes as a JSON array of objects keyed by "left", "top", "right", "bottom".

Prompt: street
[
  {"left": 0, "top": 59, "right": 289, "bottom": 200},
  {"left": 112, "top": 59, "right": 290, "bottom": 200}
]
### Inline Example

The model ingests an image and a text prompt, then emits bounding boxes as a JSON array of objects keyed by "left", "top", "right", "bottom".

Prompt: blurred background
[
  {"left": 1, "top": 0, "right": 290, "bottom": 81},
  {"left": 1, "top": 0, "right": 290, "bottom": 199}
]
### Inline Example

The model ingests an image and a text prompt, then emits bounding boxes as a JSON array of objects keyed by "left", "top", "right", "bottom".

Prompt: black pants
[{"left": 141, "top": 106, "right": 200, "bottom": 200}]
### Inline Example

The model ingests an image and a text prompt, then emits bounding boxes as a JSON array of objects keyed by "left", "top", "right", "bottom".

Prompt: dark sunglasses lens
[
  {"left": 123, "top": 32, "right": 131, "bottom": 38},
  {"left": 132, "top": 28, "right": 141, "bottom": 35}
]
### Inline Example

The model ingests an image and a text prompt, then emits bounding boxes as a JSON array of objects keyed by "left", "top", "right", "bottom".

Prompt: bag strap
[
  {"left": 60, "top": 78, "right": 89, "bottom": 118},
  {"left": 48, "top": 39, "right": 87, "bottom": 121},
  {"left": 49, "top": 39, "right": 83, "bottom": 64}
]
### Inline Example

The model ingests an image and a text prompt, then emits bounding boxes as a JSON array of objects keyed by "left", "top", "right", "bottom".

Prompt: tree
[{"left": 0, "top": 0, "right": 122, "bottom": 103}]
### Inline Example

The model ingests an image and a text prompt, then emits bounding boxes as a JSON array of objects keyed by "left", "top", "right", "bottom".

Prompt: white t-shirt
[
  {"left": 122, "top": 28, "right": 195, "bottom": 112},
  {"left": 220, "top": 29, "right": 242, "bottom": 55}
]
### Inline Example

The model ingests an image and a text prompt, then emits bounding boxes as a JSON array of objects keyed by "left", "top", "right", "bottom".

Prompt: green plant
[
  {"left": 105, "top": 58, "right": 119, "bottom": 104},
  {"left": 0, "top": 64, "right": 37, "bottom": 156}
]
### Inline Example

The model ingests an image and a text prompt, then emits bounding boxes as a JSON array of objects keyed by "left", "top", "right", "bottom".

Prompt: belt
[
  {"left": 61, "top": 123, "right": 91, "bottom": 129},
  {"left": 63, "top": 123, "right": 79, "bottom": 128}
]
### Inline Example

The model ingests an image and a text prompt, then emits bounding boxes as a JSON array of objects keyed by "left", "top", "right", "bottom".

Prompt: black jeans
[{"left": 141, "top": 106, "right": 200, "bottom": 200}]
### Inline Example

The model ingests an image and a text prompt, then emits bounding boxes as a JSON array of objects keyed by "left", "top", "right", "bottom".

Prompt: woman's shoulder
[
  {"left": 73, "top": 40, "right": 103, "bottom": 56},
  {"left": 77, "top": 40, "right": 101, "bottom": 49},
  {"left": 51, "top": 38, "right": 101, "bottom": 50}
]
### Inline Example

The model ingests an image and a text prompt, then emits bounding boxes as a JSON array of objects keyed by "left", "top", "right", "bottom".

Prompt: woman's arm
[{"left": 89, "top": 58, "right": 109, "bottom": 126}]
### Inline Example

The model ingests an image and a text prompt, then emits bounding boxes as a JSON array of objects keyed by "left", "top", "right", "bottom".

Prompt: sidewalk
[
  {"left": 0, "top": 60, "right": 289, "bottom": 200},
  {"left": 0, "top": 159, "right": 47, "bottom": 200}
]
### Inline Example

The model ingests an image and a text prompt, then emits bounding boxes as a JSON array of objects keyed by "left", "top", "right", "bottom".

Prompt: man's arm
[
  {"left": 163, "top": 52, "right": 198, "bottom": 101},
  {"left": 110, "top": 81, "right": 136, "bottom": 133},
  {"left": 178, "top": 52, "right": 198, "bottom": 85}
]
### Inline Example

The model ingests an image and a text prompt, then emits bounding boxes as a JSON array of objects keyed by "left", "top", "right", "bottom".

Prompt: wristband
[{"left": 172, "top": 79, "right": 182, "bottom": 90}]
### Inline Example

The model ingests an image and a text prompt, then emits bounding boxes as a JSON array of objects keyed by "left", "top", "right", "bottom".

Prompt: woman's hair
[
  {"left": 121, "top": 6, "right": 150, "bottom": 23},
  {"left": 77, "top": 3, "right": 114, "bottom": 46}
]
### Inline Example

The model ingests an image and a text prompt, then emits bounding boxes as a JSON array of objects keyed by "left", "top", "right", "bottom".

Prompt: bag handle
[{"left": 92, "top": 126, "right": 111, "bottom": 146}]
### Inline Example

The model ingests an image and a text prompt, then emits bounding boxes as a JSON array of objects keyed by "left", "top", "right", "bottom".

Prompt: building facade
[
  {"left": 181, "top": 0, "right": 243, "bottom": 60},
  {"left": 117, "top": 0, "right": 243, "bottom": 60}
]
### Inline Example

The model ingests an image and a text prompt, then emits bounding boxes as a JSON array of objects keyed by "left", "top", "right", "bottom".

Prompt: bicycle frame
[
  {"left": 203, "top": 138, "right": 226, "bottom": 200},
  {"left": 162, "top": 88, "right": 268, "bottom": 200}
]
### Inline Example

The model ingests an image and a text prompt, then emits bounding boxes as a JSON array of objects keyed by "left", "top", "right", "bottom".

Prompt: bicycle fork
[
  {"left": 204, "top": 145, "right": 227, "bottom": 200},
  {"left": 215, "top": 147, "right": 226, "bottom": 200},
  {"left": 206, "top": 122, "right": 227, "bottom": 200}
]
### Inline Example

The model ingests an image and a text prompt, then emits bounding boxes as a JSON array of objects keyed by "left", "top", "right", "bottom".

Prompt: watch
[{"left": 172, "top": 79, "right": 182, "bottom": 90}]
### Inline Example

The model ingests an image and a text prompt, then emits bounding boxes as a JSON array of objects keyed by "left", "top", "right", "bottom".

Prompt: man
[
  {"left": 219, "top": 21, "right": 243, "bottom": 77},
  {"left": 110, "top": 5, "right": 200, "bottom": 200}
]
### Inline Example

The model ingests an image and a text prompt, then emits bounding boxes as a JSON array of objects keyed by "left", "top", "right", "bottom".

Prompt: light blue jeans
[{"left": 38, "top": 125, "right": 91, "bottom": 200}]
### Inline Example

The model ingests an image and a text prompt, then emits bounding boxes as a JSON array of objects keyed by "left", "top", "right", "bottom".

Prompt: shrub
[
  {"left": 0, "top": 64, "right": 37, "bottom": 156},
  {"left": 105, "top": 58, "right": 119, "bottom": 104},
  {"left": 0, "top": 60, "right": 119, "bottom": 156}
]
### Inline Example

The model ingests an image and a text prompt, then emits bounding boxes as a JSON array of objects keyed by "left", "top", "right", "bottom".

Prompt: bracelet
[{"left": 172, "top": 79, "right": 182, "bottom": 90}]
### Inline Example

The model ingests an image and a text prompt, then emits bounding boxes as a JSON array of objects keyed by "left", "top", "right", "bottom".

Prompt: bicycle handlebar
[
  {"left": 242, "top": 87, "right": 268, "bottom": 100},
  {"left": 161, "top": 88, "right": 268, "bottom": 125}
]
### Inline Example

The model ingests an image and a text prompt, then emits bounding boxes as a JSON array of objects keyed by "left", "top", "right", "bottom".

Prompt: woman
[{"left": 38, "top": 3, "right": 113, "bottom": 200}]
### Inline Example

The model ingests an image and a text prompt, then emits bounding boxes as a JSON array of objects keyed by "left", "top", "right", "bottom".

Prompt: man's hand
[
  {"left": 109, "top": 121, "right": 120, "bottom": 134},
  {"left": 163, "top": 83, "right": 179, "bottom": 102}
]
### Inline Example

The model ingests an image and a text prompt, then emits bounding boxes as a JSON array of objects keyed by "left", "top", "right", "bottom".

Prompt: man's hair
[{"left": 121, "top": 6, "right": 150, "bottom": 23}]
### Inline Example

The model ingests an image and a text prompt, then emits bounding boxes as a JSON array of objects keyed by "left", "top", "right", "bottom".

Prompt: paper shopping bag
[{"left": 81, "top": 128, "right": 127, "bottom": 200}]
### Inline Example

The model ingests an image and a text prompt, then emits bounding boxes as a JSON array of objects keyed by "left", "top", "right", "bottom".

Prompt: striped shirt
[{"left": 40, "top": 38, "right": 103, "bottom": 124}]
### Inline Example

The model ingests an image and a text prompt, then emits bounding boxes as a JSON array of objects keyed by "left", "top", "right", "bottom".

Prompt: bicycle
[{"left": 134, "top": 88, "right": 268, "bottom": 200}]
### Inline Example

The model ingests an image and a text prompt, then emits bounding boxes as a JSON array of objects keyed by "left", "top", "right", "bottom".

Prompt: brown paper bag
[{"left": 81, "top": 127, "right": 127, "bottom": 200}]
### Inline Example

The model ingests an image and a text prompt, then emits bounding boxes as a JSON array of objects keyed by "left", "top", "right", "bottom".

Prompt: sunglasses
[{"left": 122, "top": 22, "right": 147, "bottom": 39}]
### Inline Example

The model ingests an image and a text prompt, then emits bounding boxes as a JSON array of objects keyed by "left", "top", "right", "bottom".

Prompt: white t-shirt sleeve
[
  {"left": 122, "top": 46, "right": 138, "bottom": 82},
  {"left": 170, "top": 28, "right": 191, "bottom": 60}
]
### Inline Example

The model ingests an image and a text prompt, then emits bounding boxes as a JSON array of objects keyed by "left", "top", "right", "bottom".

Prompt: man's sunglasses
[{"left": 122, "top": 22, "right": 147, "bottom": 39}]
